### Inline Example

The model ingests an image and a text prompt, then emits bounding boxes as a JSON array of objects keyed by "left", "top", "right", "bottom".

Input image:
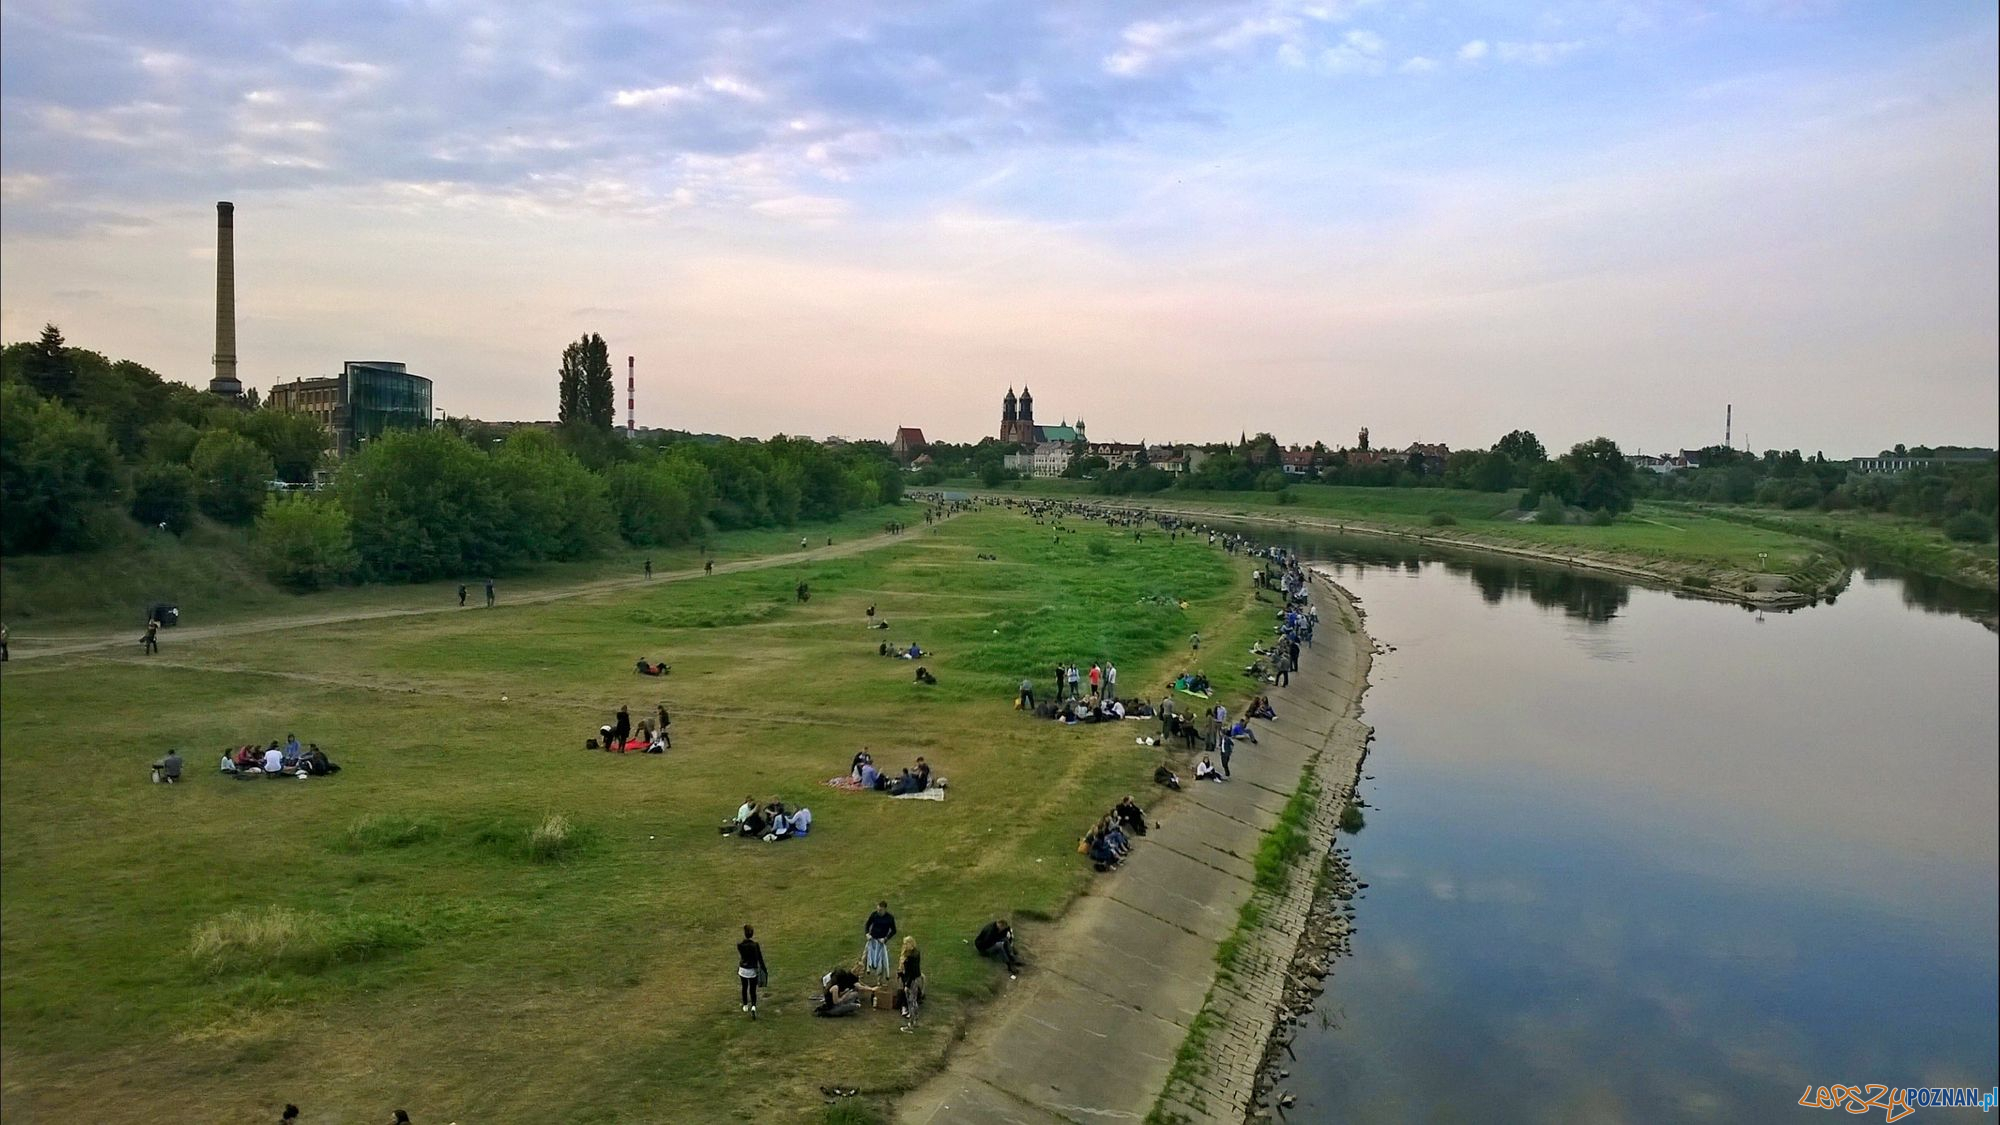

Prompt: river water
[{"left": 1251, "top": 530, "right": 1998, "bottom": 1122}]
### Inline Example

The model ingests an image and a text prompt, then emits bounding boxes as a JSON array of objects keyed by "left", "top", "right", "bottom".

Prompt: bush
[
  {"left": 130, "top": 462, "right": 196, "bottom": 534},
  {"left": 1536, "top": 494, "right": 1568, "bottom": 525},
  {"left": 342, "top": 813, "right": 443, "bottom": 851},
  {"left": 254, "top": 493, "right": 358, "bottom": 590},
  {"left": 1427, "top": 511, "right": 1457, "bottom": 526},
  {"left": 1942, "top": 510, "right": 1995, "bottom": 544},
  {"left": 1681, "top": 575, "right": 1713, "bottom": 590},
  {"left": 529, "top": 812, "right": 581, "bottom": 863},
  {"left": 1337, "top": 802, "right": 1366, "bottom": 834},
  {"left": 1085, "top": 537, "right": 1113, "bottom": 560},
  {"left": 1588, "top": 508, "right": 1615, "bottom": 526}
]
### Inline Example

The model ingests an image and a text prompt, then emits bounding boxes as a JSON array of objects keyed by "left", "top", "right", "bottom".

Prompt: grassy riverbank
[
  {"left": 951, "top": 481, "right": 1842, "bottom": 601},
  {"left": 0, "top": 507, "right": 908, "bottom": 635},
  {"left": 0, "top": 511, "right": 1259, "bottom": 1123},
  {"left": 1679, "top": 504, "right": 2000, "bottom": 591}
]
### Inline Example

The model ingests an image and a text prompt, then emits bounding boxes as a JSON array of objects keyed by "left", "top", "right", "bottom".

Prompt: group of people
[
  {"left": 725, "top": 796, "right": 813, "bottom": 841},
  {"left": 1026, "top": 660, "right": 1120, "bottom": 709},
  {"left": 215, "top": 735, "right": 339, "bottom": 780},
  {"left": 594, "top": 703, "right": 672, "bottom": 753},
  {"left": 1079, "top": 796, "right": 1149, "bottom": 872},
  {"left": 814, "top": 901, "right": 927, "bottom": 1026},
  {"left": 847, "top": 750, "right": 939, "bottom": 796}
]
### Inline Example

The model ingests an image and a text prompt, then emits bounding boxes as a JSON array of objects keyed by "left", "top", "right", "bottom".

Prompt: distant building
[
  {"left": 1850, "top": 451, "right": 1996, "bottom": 474},
  {"left": 998, "top": 387, "right": 1084, "bottom": 446},
  {"left": 1030, "top": 441, "right": 1074, "bottom": 477},
  {"left": 1404, "top": 442, "right": 1450, "bottom": 474},
  {"left": 267, "top": 361, "right": 433, "bottom": 454},
  {"left": 1085, "top": 441, "right": 1144, "bottom": 469},
  {"left": 1280, "top": 448, "right": 1317, "bottom": 476},
  {"left": 890, "top": 426, "right": 928, "bottom": 464}
]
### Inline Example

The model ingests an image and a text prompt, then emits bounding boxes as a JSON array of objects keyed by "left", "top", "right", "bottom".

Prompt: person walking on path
[
  {"left": 1219, "top": 732, "right": 1234, "bottom": 778},
  {"left": 737, "top": 925, "right": 769, "bottom": 1017},
  {"left": 1189, "top": 631, "right": 1200, "bottom": 653},
  {"left": 1274, "top": 648, "right": 1292, "bottom": 687},
  {"left": 142, "top": 615, "right": 160, "bottom": 655},
  {"left": 705, "top": 559, "right": 714, "bottom": 575},
  {"left": 484, "top": 578, "right": 496, "bottom": 607},
  {"left": 1105, "top": 661, "right": 1117, "bottom": 702},
  {"left": 644, "top": 558, "right": 652, "bottom": 578},
  {"left": 457, "top": 583, "right": 468, "bottom": 607},
  {"left": 2, "top": 621, "right": 10, "bottom": 662},
  {"left": 863, "top": 900, "right": 898, "bottom": 980}
]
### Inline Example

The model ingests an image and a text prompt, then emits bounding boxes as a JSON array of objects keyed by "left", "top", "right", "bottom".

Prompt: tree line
[{"left": 1, "top": 327, "right": 904, "bottom": 588}]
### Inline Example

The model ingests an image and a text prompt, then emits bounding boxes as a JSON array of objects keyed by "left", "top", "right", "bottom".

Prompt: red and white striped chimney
[{"left": 626, "top": 356, "right": 635, "bottom": 439}]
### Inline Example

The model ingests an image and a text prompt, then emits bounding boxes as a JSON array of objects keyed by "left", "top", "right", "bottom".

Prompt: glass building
[
  {"left": 342, "top": 361, "right": 432, "bottom": 448},
  {"left": 268, "top": 361, "right": 433, "bottom": 454}
]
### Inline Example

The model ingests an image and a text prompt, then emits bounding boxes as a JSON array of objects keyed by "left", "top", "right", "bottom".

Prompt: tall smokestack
[
  {"left": 626, "top": 355, "right": 635, "bottom": 439},
  {"left": 210, "top": 201, "right": 242, "bottom": 397},
  {"left": 1725, "top": 404, "right": 1731, "bottom": 451}
]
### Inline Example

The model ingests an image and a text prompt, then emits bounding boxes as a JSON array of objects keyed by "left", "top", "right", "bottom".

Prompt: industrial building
[{"left": 268, "top": 361, "right": 434, "bottom": 454}]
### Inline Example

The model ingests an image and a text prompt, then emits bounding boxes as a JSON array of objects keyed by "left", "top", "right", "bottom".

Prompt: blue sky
[{"left": 2, "top": 0, "right": 1993, "bottom": 452}]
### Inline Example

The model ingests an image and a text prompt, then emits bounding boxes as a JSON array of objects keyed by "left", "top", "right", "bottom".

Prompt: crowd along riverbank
[{"left": 896, "top": 571, "right": 1374, "bottom": 1125}]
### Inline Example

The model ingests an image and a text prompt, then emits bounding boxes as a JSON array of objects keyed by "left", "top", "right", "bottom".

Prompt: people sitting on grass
[
  {"left": 150, "top": 750, "right": 183, "bottom": 784},
  {"left": 913, "top": 757, "right": 933, "bottom": 791},
  {"left": 1249, "top": 696, "right": 1277, "bottom": 720},
  {"left": 815, "top": 966, "right": 868, "bottom": 1017},
  {"left": 635, "top": 659, "right": 669, "bottom": 676},
  {"left": 1085, "top": 827, "right": 1120, "bottom": 871},
  {"left": 850, "top": 750, "right": 874, "bottom": 782},
  {"left": 1172, "top": 672, "right": 1213, "bottom": 696},
  {"left": 858, "top": 759, "right": 881, "bottom": 789},
  {"left": 726, "top": 796, "right": 768, "bottom": 837},
  {"left": 262, "top": 743, "right": 284, "bottom": 774},
  {"left": 1194, "top": 756, "right": 1226, "bottom": 783},
  {"left": 789, "top": 806, "right": 812, "bottom": 837},
  {"left": 889, "top": 767, "right": 919, "bottom": 794},
  {"left": 899, "top": 642, "right": 926, "bottom": 660},
  {"left": 975, "top": 919, "right": 1023, "bottom": 973},
  {"left": 914, "top": 666, "right": 937, "bottom": 685},
  {"left": 1154, "top": 764, "right": 1182, "bottom": 790}
]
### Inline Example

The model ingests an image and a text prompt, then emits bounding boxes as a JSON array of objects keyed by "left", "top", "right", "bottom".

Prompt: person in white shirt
[
  {"left": 789, "top": 807, "right": 812, "bottom": 836},
  {"left": 737, "top": 797, "right": 757, "bottom": 824},
  {"left": 263, "top": 746, "right": 284, "bottom": 773},
  {"left": 1105, "top": 662, "right": 1118, "bottom": 702}
]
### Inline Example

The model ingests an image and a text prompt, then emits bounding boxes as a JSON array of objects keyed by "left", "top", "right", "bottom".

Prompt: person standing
[
  {"left": 457, "top": 583, "right": 467, "bottom": 607},
  {"left": 1158, "top": 694, "right": 1175, "bottom": 743},
  {"left": 654, "top": 703, "right": 673, "bottom": 749},
  {"left": 484, "top": 578, "right": 496, "bottom": 607},
  {"left": 1052, "top": 664, "right": 1065, "bottom": 706},
  {"left": 737, "top": 924, "right": 768, "bottom": 1017},
  {"left": 1018, "top": 678, "right": 1036, "bottom": 711},
  {"left": 1189, "top": 632, "right": 1200, "bottom": 653},
  {"left": 1087, "top": 663, "right": 1102, "bottom": 700},
  {"left": 863, "top": 901, "right": 898, "bottom": 980},
  {"left": 1066, "top": 663, "right": 1081, "bottom": 701},
  {"left": 611, "top": 704, "right": 631, "bottom": 751},
  {"left": 1274, "top": 648, "right": 1292, "bottom": 687},
  {"left": 1105, "top": 662, "right": 1117, "bottom": 703},
  {"left": 1219, "top": 731, "right": 1234, "bottom": 778},
  {"left": 897, "top": 936, "right": 924, "bottom": 1024},
  {"left": 2, "top": 621, "right": 10, "bottom": 662},
  {"left": 705, "top": 559, "right": 714, "bottom": 575},
  {"left": 142, "top": 615, "right": 161, "bottom": 655},
  {"left": 644, "top": 558, "right": 653, "bottom": 578}
]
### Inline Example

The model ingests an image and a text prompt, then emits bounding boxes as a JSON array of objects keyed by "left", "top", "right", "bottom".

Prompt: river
[{"left": 1249, "top": 529, "right": 1998, "bottom": 1122}]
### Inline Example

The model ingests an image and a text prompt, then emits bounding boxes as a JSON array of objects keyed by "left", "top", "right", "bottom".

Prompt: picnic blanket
[
  {"left": 825, "top": 776, "right": 868, "bottom": 792},
  {"left": 891, "top": 788, "right": 946, "bottom": 802},
  {"left": 1176, "top": 687, "right": 1213, "bottom": 699}
]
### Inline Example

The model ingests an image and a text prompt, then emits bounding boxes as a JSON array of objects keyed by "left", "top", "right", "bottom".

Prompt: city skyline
[{"left": 1, "top": 1, "right": 1994, "bottom": 454}]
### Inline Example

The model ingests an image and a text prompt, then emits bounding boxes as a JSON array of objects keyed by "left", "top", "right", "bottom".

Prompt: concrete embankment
[{"left": 895, "top": 573, "right": 1373, "bottom": 1125}]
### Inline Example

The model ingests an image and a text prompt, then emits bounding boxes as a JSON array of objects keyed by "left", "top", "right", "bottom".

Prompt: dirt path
[{"left": 5, "top": 518, "right": 954, "bottom": 663}]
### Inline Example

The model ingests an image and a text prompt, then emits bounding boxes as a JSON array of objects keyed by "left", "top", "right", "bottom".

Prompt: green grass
[
  {"left": 969, "top": 481, "right": 1831, "bottom": 582},
  {"left": 1679, "top": 504, "right": 2000, "bottom": 590},
  {"left": 0, "top": 510, "right": 1262, "bottom": 1123},
  {"left": 0, "top": 505, "right": 907, "bottom": 635}
]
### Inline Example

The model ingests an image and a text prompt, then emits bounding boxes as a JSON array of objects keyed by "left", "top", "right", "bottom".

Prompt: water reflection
[{"left": 1228, "top": 525, "right": 2000, "bottom": 1124}]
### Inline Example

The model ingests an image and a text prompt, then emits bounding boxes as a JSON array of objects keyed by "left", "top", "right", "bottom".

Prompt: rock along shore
[{"left": 895, "top": 569, "right": 1374, "bottom": 1125}]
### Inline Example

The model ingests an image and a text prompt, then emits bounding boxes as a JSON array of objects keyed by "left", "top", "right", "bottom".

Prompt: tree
[
  {"left": 241, "top": 408, "right": 331, "bottom": 482},
  {"left": 1519, "top": 460, "right": 1579, "bottom": 510},
  {"left": 557, "top": 333, "right": 615, "bottom": 433},
  {"left": 1562, "top": 437, "right": 1636, "bottom": 513},
  {"left": 335, "top": 427, "right": 508, "bottom": 582},
  {"left": 1494, "top": 429, "right": 1547, "bottom": 465},
  {"left": 21, "top": 324, "right": 77, "bottom": 404},
  {"left": 130, "top": 463, "right": 197, "bottom": 534},
  {"left": 254, "top": 493, "right": 359, "bottom": 589},
  {"left": 490, "top": 429, "right": 618, "bottom": 561},
  {"left": 1471, "top": 450, "right": 1516, "bottom": 492},
  {"left": 189, "top": 430, "right": 276, "bottom": 524},
  {"left": 0, "top": 383, "right": 122, "bottom": 552},
  {"left": 609, "top": 454, "right": 714, "bottom": 546}
]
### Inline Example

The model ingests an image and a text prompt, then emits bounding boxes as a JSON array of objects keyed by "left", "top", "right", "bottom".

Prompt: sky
[{"left": 1, "top": 1, "right": 1994, "bottom": 455}]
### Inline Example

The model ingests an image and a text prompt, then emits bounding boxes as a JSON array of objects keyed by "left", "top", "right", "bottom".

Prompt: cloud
[
  {"left": 1495, "top": 39, "right": 1588, "bottom": 65},
  {"left": 1457, "top": 39, "right": 1490, "bottom": 61},
  {"left": 1399, "top": 55, "right": 1439, "bottom": 74},
  {"left": 1321, "top": 29, "right": 1388, "bottom": 75}
]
